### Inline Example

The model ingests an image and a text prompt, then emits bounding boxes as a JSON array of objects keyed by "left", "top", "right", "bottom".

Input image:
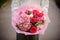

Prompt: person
[{"left": 11, "top": 0, "right": 49, "bottom": 40}]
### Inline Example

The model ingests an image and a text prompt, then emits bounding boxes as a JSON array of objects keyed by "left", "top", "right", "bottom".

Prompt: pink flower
[
  {"left": 18, "top": 23, "right": 31, "bottom": 31},
  {"left": 30, "top": 26, "right": 37, "bottom": 33},
  {"left": 17, "top": 12, "right": 31, "bottom": 31}
]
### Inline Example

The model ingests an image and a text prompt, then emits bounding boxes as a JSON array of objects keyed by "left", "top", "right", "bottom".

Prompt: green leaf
[{"left": 35, "top": 22, "right": 39, "bottom": 26}]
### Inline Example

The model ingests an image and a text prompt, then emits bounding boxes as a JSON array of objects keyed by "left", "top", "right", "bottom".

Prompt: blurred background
[{"left": 0, "top": 0, "right": 60, "bottom": 40}]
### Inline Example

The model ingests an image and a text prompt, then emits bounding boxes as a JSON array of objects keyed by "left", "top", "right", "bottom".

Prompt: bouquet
[{"left": 12, "top": 4, "right": 50, "bottom": 35}]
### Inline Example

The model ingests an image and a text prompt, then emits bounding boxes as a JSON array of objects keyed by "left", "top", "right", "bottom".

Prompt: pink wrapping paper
[{"left": 12, "top": 4, "right": 50, "bottom": 35}]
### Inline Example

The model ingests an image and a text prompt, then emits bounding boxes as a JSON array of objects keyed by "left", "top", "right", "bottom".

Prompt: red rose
[
  {"left": 33, "top": 10, "right": 39, "bottom": 16},
  {"left": 30, "top": 17, "right": 37, "bottom": 23},
  {"left": 37, "top": 12, "right": 44, "bottom": 17},
  {"left": 30, "top": 26, "right": 37, "bottom": 33}
]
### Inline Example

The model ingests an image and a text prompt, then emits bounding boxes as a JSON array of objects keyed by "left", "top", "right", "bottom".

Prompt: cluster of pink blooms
[{"left": 16, "top": 9, "right": 45, "bottom": 33}]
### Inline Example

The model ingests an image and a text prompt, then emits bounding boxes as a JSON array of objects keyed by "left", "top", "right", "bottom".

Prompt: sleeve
[
  {"left": 41, "top": 0, "right": 49, "bottom": 13},
  {"left": 11, "top": 0, "right": 19, "bottom": 12}
]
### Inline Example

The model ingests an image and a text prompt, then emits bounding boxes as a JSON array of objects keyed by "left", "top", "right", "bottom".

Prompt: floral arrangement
[
  {"left": 12, "top": 4, "right": 50, "bottom": 35},
  {"left": 16, "top": 9, "right": 45, "bottom": 33}
]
